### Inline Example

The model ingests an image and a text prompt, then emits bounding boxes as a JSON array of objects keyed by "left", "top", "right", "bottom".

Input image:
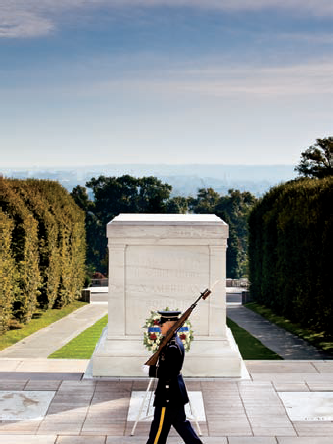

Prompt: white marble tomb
[{"left": 92, "top": 213, "right": 244, "bottom": 377}]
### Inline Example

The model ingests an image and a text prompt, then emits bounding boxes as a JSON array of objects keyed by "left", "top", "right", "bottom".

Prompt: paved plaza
[
  {"left": 0, "top": 300, "right": 332, "bottom": 443},
  {"left": 0, "top": 359, "right": 332, "bottom": 443}
]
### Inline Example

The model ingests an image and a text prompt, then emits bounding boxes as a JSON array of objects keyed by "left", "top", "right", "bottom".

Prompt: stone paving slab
[
  {"left": 293, "top": 421, "right": 333, "bottom": 436},
  {"left": 0, "top": 390, "right": 56, "bottom": 420},
  {"left": 57, "top": 437, "right": 106, "bottom": 444},
  {"left": 277, "top": 438, "right": 333, "bottom": 444},
  {"left": 307, "top": 382, "right": 333, "bottom": 391},
  {"left": 0, "top": 360, "right": 332, "bottom": 442},
  {"left": 1, "top": 437, "right": 333, "bottom": 444},
  {"left": 251, "top": 372, "right": 333, "bottom": 383},
  {"left": 228, "top": 439, "right": 277, "bottom": 444},
  {"left": 0, "top": 418, "right": 42, "bottom": 434},
  {"left": 107, "top": 439, "right": 228, "bottom": 443},
  {"left": 272, "top": 382, "right": 309, "bottom": 392},
  {"left": 24, "top": 380, "right": 63, "bottom": 391},
  {"left": 0, "top": 436, "right": 57, "bottom": 443},
  {"left": 0, "top": 359, "right": 90, "bottom": 374},
  {"left": 0, "top": 372, "right": 83, "bottom": 382},
  {"left": 245, "top": 361, "right": 319, "bottom": 373},
  {"left": 17, "top": 359, "right": 90, "bottom": 373},
  {"left": 278, "top": 392, "right": 333, "bottom": 421},
  {"left": 0, "top": 380, "right": 28, "bottom": 390},
  {"left": 312, "top": 362, "right": 333, "bottom": 372},
  {"left": 0, "top": 360, "right": 22, "bottom": 371}
]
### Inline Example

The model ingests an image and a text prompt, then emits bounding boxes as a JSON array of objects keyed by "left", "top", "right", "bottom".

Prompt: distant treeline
[
  {"left": 1, "top": 178, "right": 86, "bottom": 334},
  {"left": 2, "top": 164, "right": 297, "bottom": 198},
  {"left": 248, "top": 177, "right": 333, "bottom": 334}
]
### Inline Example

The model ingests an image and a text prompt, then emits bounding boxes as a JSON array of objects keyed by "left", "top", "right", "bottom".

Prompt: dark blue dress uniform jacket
[{"left": 149, "top": 334, "right": 189, "bottom": 407}]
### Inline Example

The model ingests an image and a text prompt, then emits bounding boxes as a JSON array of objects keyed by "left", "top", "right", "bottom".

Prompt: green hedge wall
[
  {"left": 248, "top": 177, "right": 333, "bottom": 334},
  {"left": 0, "top": 178, "right": 86, "bottom": 334},
  {"left": 0, "top": 210, "right": 19, "bottom": 332}
]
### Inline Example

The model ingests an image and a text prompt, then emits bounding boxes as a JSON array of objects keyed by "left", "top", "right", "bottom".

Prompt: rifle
[{"left": 145, "top": 288, "right": 212, "bottom": 366}]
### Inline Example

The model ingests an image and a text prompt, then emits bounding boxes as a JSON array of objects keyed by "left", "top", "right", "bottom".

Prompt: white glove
[{"left": 141, "top": 365, "right": 149, "bottom": 375}]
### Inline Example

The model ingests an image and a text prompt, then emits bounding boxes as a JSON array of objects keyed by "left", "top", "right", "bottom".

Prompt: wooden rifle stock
[{"left": 144, "top": 288, "right": 211, "bottom": 366}]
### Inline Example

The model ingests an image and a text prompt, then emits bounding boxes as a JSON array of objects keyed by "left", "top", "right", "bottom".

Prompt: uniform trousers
[{"left": 146, "top": 404, "right": 203, "bottom": 444}]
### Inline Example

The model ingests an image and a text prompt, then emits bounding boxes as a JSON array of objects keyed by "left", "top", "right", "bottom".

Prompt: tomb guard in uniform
[{"left": 146, "top": 310, "right": 203, "bottom": 444}]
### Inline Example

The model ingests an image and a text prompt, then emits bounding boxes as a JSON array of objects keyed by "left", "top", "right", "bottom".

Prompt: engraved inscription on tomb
[
  {"left": 125, "top": 246, "right": 209, "bottom": 292},
  {"left": 128, "top": 283, "right": 203, "bottom": 295},
  {"left": 124, "top": 245, "right": 210, "bottom": 335},
  {"left": 128, "top": 267, "right": 201, "bottom": 279}
]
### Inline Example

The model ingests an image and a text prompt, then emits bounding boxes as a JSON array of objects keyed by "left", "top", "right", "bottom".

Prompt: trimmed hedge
[
  {"left": 0, "top": 178, "right": 86, "bottom": 334},
  {"left": 248, "top": 177, "right": 333, "bottom": 334},
  {"left": 0, "top": 210, "right": 19, "bottom": 332}
]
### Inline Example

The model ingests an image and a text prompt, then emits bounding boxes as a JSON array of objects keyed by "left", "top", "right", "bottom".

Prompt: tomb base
[{"left": 91, "top": 326, "right": 247, "bottom": 378}]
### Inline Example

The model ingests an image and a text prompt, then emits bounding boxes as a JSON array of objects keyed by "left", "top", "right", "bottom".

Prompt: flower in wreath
[{"left": 143, "top": 308, "right": 194, "bottom": 352}]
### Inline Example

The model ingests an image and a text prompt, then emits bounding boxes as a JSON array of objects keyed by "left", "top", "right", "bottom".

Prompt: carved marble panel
[{"left": 125, "top": 245, "right": 210, "bottom": 335}]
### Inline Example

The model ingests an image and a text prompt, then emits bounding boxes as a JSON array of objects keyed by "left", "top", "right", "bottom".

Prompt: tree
[
  {"left": 295, "top": 137, "right": 333, "bottom": 178},
  {"left": 82, "top": 175, "right": 174, "bottom": 273},
  {"left": 166, "top": 196, "right": 189, "bottom": 214},
  {"left": 71, "top": 185, "right": 93, "bottom": 212},
  {"left": 86, "top": 175, "right": 172, "bottom": 224},
  {"left": 188, "top": 188, "right": 257, "bottom": 278},
  {"left": 187, "top": 188, "right": 220, "bottom": 214},
  {"left": 215, "top": 189, "right": 257, "bottom": 278},
  {"left": 71, "top": 185, "right": 101, "bottom": 273}
]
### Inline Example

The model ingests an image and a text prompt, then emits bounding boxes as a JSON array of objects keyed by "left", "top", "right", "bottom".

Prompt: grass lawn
[
  {"left": 0, "top": 301, "right": 87, "bottom": 351},
  {"left": 49, "top": 314, "right": 108, "bottom": 359},
  {"left": 245, "top": 302, "right": 333, "bottom": 357},
  {"left": 49, "top": 314, "right": 282, "bottom": 360}
]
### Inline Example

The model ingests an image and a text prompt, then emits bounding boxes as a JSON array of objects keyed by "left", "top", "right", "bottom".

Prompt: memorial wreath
[{"left": 143, "top": 308, "right": 194, "bottom": 352}]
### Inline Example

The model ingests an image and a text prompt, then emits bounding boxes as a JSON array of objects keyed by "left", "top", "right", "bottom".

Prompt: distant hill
[{"left": 1, "top": 164, "right": 297, "bottom": 197}]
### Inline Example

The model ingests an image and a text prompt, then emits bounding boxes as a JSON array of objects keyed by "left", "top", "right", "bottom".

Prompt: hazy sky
[{"left": 1, "top": 1, "right": 332, "bottom": 167}]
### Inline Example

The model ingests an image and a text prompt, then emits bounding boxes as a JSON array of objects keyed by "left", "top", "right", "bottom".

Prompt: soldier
[{"left": 146, "top": 310, "right": 203, "bottom": 444}]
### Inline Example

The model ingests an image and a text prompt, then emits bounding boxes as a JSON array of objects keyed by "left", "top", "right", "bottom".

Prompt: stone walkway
[
  {"left": 0, "top": 304, "right": 108, "bottom": 359},
  {"left": 227, "top": 305, "right": 332, "bottom": 360},
  {"left": 0, "top": 359, "right": 333, "bottom": 443}
]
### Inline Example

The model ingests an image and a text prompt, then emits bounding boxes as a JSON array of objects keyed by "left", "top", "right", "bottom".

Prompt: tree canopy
[
  {"left": 189, "top": 188, "right": 257, "bottom": 278},
  {"left": 295, "top": 137, "right": 333, "bottom": 178},
  {"left": 72, "top": 175, "right": 176, "bottom": 273},
  {"left": 72, "top": 175, "right": 256, "bottom": 278}
]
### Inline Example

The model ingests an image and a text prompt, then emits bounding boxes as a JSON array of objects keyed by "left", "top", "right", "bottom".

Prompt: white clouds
[
  {"left": 88, "top": 61, "right": 333, "bottom": 99},
  {"left": 175, "top": 63, "right": 333, "bottom": 97},
  {"left": 278, "top": 32, "right": 333, "bottom": 45},
  {"left": 171, "top": 60, "right": 332, "bottom": 97},
  {"left": 118, "top": 0, "right": 333, "bottom": 17},
  {"left": 0, "top": 3, "right": 59, "bottom": 39},
  {"left": 0, "top": 1, "right": 75, "bottom": 38},
  {"left": 0, "top": 6, "right": 54, "bottom": 38},
  {"left": 1, "top": 0, "right": 333, "bottom": 38}
]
